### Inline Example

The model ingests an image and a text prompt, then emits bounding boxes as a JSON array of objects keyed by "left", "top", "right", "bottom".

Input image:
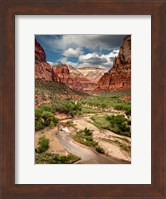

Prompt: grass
[
  {"left": 113, "top": 136, "right": 130, "bottom": 143},
  {"left": 36, "top": 79, "right": 86, "bottom": 97},
  {"left": 73, "top": 128, "right": 105, "bottom": 154},
  {"left": 91, "top": 114, "right": 131, "bottom": 137},
  {"left": 35, "top": 130, "right": 81, "bottom": 164},
  {"left": 35, "top": 152, "right": 81, "bottom": 164},
  {"left": 101, "top": 138, "right": 131, "bottom": 154},
  {"left": 79, "top": 90, "right": 131, "bottom": 116},
  {"left": 35, "top": 79, "right": 87, "bottom": 105},
  {"left": 112, "top": 139, "right": 131, "bottom": 154},
  {"left": 64, "top": 121, "right": 76, "bottom": 128},
  {"left": 80, "top": 106, "right": 99, "bottom": 114}
]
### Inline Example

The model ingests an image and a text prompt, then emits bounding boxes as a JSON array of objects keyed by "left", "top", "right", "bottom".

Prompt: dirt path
[
  {"left": 62, "top": 113, "right": 131, "bottom": 162},
  {"left": 35, "top": 127, "right": 68, "bottom": 156},
  {"left": 56, "top": 128, "right": 125, "bottom": 164},
  {"left": 35, "top": 111, "right": 131, "bottom": 163}
]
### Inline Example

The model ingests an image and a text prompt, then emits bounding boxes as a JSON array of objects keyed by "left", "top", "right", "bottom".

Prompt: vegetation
[
  {"left": 37, "top": 135, "right": 50, "bottom": 153},
  {"left": 95, "top": 146, "right": 105, "bottom": 154},
  {"left": 114, "top": 104, "right": 131, "bottom": 116},
  {"left": 79, "top": 90, "right": 131, "bottom": 117},
  {"left": 101, "top": 138, "right": 131, "bottom": 154},
  {"left": 80, "top": 106, "right": 99, "bottom": 114},
  {"left": 73, "top": 128, "right": 97, "bottom": 147},
  {"left": 35, "top": 152, "right": 80, "bottom": 164},
  {"left": 35, "top": 107, "right": 59, "bottom": 130},
  {"left": 91, "top": 114, "right": 131, "bottom": 137},
  {"left": 51, "top": 99, "right": 81, "bottom": 117},
  {"left": 64, "top": 121, "right": 76, "bottom": 128},
  {"left": 35, "top": 79, "right": 86, "bottom": 105},
  {"left": 73, "top": 128, "right": 105, "bottom": 154},
  {"left": 112, "top": 139, "right": 131, "bottom": 154},
  {"left": 35, "top": 134, "right": 80, "bottom": 164}
]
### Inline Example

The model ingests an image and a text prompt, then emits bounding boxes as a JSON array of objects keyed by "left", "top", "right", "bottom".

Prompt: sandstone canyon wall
[
  {"left": 35, "top": 39, "right": 98, "bottom": 91},
  {"left": 97, "top": 35, "right": 131, "bottom": 91},
  {"left": 35, "top": 36, "right": 131, "bottom": 92},
  {"left": 77, "top": 67, "right": 107, "bottom": 83},
  {"left": 35, "top": 39, "right": 53, "bottom": 81},
  {"left": 52, "top": 64, "right": 97, "bottom": 91}
]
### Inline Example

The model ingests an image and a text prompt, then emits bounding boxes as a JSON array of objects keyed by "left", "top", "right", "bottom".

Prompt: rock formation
[
  {"left": 52, "top": 64, "right": 97, "bottom": 91},
  {"left": 35, "top": 36, "right": 131, "bottom": 92},
  {"left": 77, "top": 67, "right": 107, "bottom": 83},
  {"left": 35, "top": 40, "right": 97, "bottom": 91},
  {"left": 97, "top": 35, "right": 131, "bottom": 90},
  {"left": 35, "top": 39, "right": 52, "bottom": 81}
]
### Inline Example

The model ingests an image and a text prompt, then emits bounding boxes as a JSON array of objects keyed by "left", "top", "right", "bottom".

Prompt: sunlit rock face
[
  {"left": 97, "top": 35, "right": 131, "bottom": 91},
  {"left": 52, "top": 64, "right": 97, "bottom": 91},
  {"left": 35, "top": 39, "right": 52, "bottom": 81}
]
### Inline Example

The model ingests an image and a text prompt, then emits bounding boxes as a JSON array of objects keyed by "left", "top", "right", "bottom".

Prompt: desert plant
[
  {"left": 37, "top": 135, "right": 50, "bottom": 153},
  {"left": 96, "top": 146, "right": 105, "bottom": 154}
]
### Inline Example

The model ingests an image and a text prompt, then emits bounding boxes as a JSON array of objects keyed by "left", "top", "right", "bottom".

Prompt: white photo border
[{"left": 15, "top": 15, "right": 151, "bottom": 184}]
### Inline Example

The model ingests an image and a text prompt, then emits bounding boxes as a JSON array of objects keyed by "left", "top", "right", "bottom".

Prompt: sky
[{"left": 35, "top": 35, "right": 126, "bottom": 69}]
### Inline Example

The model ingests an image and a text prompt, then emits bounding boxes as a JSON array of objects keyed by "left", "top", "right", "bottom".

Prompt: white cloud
[
  {"left": 46, "top": 35, "right": 125, "bottom": 51},
  {"left": 59, "top": 57, "right": 78, "bottom": 67},
  {"left": 78, "top": 50, "right": 119, "bottom": 68},
  {"left": 63, "top": 48, "right": 82, "bottom": 57},
  {"left": 57, "top": 49, "right": 119, "bottom": 69},
  {"left": 47, "top": 61, "right": 56, "bottom": 66}
]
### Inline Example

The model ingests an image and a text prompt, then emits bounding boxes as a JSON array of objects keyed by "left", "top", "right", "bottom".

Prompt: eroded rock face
[
  {"left": 97, "top": 35, "right": 131, "bottom": 90},
  {"left": 35, "top": 39, "right": 52, "bottom": 81},
  {"left": 35, "top": 37, "right": 131, "bottom": 92},
  {"left": 52, "top": 64, "right": 97, "bottom": 91},
  {"left": 77, "top": 67, "right": 107, "bottom": 83}
]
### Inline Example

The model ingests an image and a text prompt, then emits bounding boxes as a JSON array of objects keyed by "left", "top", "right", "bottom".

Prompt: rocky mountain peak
[
  {"left": 35, "top": 39, "right": 52, "bottom": 81},
  {"left": 97, "top": 35, "right": 131, "bottom": 90}
]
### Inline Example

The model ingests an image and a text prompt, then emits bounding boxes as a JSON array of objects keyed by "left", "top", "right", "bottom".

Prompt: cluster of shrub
[
  {"left": 51, "top": 98, "right": 81, "bottom": 117},
  {"left": 35, "top": 99, "right": 82, "bottom": 130},
  {"left": 114, "top": 104, "right": 131, "bottom": 116},
  {"left": 92, "top": 114, "right": 131, "bottom": 137},
  {"left": 106, "top": 115, "right": 131, "bottom": 137},
  {"left": 79, "top": 93, "right": 131, "bottom": 117},
  {"left": 35, "top": 152, "right": 80, "bottom": 164},
  {"left": 35, "top": 135, "right": 80, "bottom": 164},
  {"left": 35, "top": 107, "right": 59, "bottom": 130},
  {"left": 74, "top": 128, "right": 105, "bottom": 154}
]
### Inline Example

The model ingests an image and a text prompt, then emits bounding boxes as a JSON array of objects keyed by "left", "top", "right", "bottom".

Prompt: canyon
[
  {"left": 35, "top": 35, "right": 131, "bottom": 164},
  {"left": 97, "top": 36, "right": 131, "bottom": 90},
  {"left": 35, "top": 35, "right": 131, "bottom": 92}
]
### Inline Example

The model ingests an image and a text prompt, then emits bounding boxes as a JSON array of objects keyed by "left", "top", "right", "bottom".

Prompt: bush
[
  {"left": 114, "top": 104, "right": 131, "bottom": 116},
  {"left": 40, "top": 104, "right": 52, "bottom": 112},
  {"left": 36, "top": 120, "right": 45, "bottom": 130},
  {"left": 96, "top": 146, "right": 105, "bottom": 154},
  {"left": 73, "top": 128, "right": 102, "bottom": 152},
  {"left": 106, "top": 115, "right": 131, "bottom": 136},
  {"left": 35, "top": 152, "right": 80, "bottom": 164},
  {"left": 35, "top": 108, "right": 59, "bottom": 130},
  {"left": 37, "top": 135, "right": 49, "bottom": 153},
  {"left": 52, "top": 99, "right": 81, "bottom": 117},
  {"left": 84, "top": 127, "right": 93, "bottom": 136},
  {"left": 92, "top": 114, "right": 131, "bottom": 137}
]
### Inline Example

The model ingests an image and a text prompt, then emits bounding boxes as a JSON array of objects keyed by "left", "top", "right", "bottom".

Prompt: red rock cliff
[
  {"left": 97, "top": 35, "right": 131, "bottom": 90},
  {"left": 52, "top": 64, "right": 96, "bottom": 91},
  {"left": 35, "top": 39, "right": 52, "bottom": 81}
]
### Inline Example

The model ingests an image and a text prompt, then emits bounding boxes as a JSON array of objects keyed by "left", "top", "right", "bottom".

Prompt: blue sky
[{"left": 35, "top": 35, "right": 126, "bottom": 69}]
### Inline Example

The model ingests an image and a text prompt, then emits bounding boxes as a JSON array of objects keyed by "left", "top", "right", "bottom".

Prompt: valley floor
[
  {"left": 35, "top": 89, "right": 131, "bottom": 164},
  {"left": 35, "top": 107, "right": 131, "bottom": 164}
]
